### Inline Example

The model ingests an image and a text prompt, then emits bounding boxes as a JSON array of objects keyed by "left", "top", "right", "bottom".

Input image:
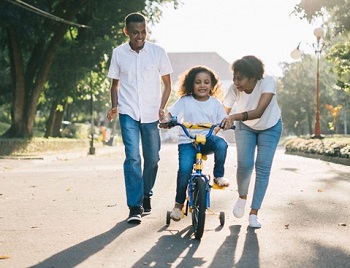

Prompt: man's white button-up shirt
[{"left": 108, "top": 41, "right": 173, "bottom": 123}]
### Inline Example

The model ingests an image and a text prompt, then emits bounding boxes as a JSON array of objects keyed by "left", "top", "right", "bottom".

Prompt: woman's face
[
  {"left": 233, "top": 72, "right": 257, "bottom": 94},
  {"left": 192, "top": 72, "right": 212, "bottom": 101}
]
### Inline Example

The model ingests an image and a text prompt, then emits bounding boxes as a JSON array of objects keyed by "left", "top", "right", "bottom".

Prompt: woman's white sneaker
[
  {"left": 233, "top": 197, "right": 246, "bottom": 218},
  {"left": 249, "top": 214, "right": 262, "bottom": 228}
]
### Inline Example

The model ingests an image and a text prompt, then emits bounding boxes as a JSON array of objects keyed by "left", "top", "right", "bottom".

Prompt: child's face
[{"left": 192, "top": 72, "right": 212, "bottom": 101}]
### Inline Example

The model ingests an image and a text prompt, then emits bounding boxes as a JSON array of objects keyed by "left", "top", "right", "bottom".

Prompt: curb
[{"left": 285, "top": 150, "right": 350, "bottom": 166}]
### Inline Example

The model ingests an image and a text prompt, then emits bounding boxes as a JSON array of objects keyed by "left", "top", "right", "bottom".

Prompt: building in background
[{"left": 168, "top": 52, "right": 232, "bottom": 91}]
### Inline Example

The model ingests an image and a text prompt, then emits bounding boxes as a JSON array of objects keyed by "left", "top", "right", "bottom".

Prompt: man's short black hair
[{"left": 125, "top": 12, "right": 146, "bottom": 27}]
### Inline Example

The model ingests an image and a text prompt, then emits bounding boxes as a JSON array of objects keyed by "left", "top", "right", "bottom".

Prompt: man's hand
[
  {"left": 107, "top": 107, "right": 117, "bottom": 121},
  {"left": 159, "top": 108, "right": 166, "bottom": 121}
]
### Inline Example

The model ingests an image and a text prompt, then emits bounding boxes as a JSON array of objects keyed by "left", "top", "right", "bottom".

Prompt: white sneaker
[
  {"left": 170, "top": 203, "right": 183, "bottom": 221},
  {"left": 249, "top": 214, "right": 262, "bottom": 228},
  {"left": 233, "top": 197, "right": 246, "bottom": 218},
  {"left": 214, "top": 177, "right": 230, "bottom": 187}
]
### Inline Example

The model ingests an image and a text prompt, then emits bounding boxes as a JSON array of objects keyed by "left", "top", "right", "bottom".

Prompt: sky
[{"left": 149, "top": 0, "right": 323, "bottom": 77}]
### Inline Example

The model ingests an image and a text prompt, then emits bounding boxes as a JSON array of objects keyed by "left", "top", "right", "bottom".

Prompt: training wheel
[
  {"left": 166, "top": 210, "right": 171, "bottom": 225},
  {"left": 219, "top": 211, "right": 225, "bottom": 226}
]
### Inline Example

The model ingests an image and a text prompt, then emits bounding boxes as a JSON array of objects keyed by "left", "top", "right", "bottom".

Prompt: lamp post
[
  {"left": 291, "top": 27, "right": 324, "bottom": 138},
  {"left": 89, "top": 73, "right": 95, "bottom": 155},
  {"left": 312, "top": 27, "right": 324, "bottom": 138}
]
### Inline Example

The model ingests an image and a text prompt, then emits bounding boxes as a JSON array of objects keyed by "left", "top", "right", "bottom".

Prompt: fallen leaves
[{"left": 0, "top": 255, "right": 11, "bottom": 259}]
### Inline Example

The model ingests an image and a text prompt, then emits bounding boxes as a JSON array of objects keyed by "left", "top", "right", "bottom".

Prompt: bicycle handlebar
[{"left": 158, "top": 116, "right": 235, "bottom": 140}]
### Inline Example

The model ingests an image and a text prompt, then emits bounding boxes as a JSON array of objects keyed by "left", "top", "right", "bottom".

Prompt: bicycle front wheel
[{"left": 191, "top": 176, "right": 206, "bottom": 239}]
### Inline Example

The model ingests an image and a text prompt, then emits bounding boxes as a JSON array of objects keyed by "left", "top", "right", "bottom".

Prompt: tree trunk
[
  {"left": 45, "top": 99, "right": 67, "bottom": 138},
  {"left": 1, "top": 27, "right": 30, "bottom": 138},
  {"left": 2, "top": 0, "right": 88, "bottom": 138}
]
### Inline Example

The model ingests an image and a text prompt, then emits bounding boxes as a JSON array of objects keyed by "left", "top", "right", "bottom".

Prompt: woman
[{"left": 222, "top": 55, "right": 282, "bottom": 228}]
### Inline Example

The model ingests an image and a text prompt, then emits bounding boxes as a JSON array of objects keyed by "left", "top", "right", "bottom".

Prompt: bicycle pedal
[{"left": 212, "top": 184, "right": 226, "bottom": 190}]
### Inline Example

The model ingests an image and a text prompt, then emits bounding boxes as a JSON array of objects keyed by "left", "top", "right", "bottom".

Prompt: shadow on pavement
[
  {"left": 209, "top": 225, "right": 260, "bottom": 268},
  {"left": 29, "top": 221, "right": 136, "bottom": 268},
  {"left": 131, "top": 224, "right": 260, "bottom": 268},
  {"left": 131, "top": 225, "right": 204, "bottom": 268}
]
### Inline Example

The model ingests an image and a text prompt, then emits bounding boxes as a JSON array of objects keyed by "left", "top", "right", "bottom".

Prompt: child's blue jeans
[{"left": 175, "top": 135, "right": 228, "bottom": 204}]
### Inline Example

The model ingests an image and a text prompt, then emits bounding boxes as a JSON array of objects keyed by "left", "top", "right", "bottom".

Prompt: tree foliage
[
  {"left": 294, "top": 0, "right": 350, "bottom": 33},
  {"left": 279, "top": 55, "right": 338, "bottom": 136},
  {"left": 292, "top": 0, "right": 350, "bottom": 134},
  {"left": 0, "top": 0, "right": 180, "bottom": 138}
]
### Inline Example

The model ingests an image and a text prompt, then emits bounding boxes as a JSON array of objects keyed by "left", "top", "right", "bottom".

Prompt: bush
[{"left": 284, "top": 136, "right": 350, "bottom": 158}]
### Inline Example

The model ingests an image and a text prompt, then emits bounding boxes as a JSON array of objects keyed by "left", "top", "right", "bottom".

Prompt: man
[{"left": 107, "top": 12, "right": 172, "bottom": 224}]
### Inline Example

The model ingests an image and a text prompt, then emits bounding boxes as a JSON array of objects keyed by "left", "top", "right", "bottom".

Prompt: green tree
[
  {"left": 294, "top": 0, "right": 350, "bottom": 134},
  {"left": 294, "top": 0, "right": 350, "bottom": 33},
  {"left": 279, "top": 54, "right": 336, "bottom": 136},
  {"left": 0, "top": 0, "right": 179, "bottom": 138}
]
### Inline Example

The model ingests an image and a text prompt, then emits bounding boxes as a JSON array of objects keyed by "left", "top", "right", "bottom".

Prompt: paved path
[{"left": 0, "top": 144, "right": 350, "bottom": 267}]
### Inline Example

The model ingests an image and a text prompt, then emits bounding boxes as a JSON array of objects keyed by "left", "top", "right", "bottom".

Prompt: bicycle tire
[
  {"left": 166, "top": 210, "right": 171, "bottom": 225},
  {"left": 219, "top": 211, "right": 225, "bottom": 226},
  {"left": 191, "top": 176, "right": 206, "bottom": 239}
]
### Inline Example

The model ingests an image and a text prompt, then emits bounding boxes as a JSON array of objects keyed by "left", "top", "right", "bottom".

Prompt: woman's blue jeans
[
  {"left": 235, "top": 119, "right": 282, "bottom": 210},
  {"left": 119, "top": 114, "right": 160, "bottom": 208},
  {"left": 175, "top": 135, "right": 228, "bottom": 204}
]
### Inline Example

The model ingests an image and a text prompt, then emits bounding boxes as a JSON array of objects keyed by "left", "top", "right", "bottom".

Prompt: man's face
[{"left": 124, "top": 21, "right": 147, "bottom": 52}]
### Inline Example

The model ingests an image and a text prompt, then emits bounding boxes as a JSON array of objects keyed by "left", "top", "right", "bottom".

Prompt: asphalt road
[{"left": 1, "top": 143, "right": 350, "bottom": 268}]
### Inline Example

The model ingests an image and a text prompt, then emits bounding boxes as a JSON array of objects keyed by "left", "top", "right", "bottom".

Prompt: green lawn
[{"left": 0, "top": 122, "right": 45, "bottom": 137}]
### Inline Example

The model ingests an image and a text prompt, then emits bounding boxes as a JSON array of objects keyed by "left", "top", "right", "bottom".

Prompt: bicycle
[{"left": 159, "top": 116, "right": 233, "bottom": 239}]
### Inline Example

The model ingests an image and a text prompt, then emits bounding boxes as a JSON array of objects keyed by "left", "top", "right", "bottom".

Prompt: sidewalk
[{"left": 0, "top": 144, "right": 350, "bottom": 267}]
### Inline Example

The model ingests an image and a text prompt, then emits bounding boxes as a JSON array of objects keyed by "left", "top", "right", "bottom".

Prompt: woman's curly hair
[
  {"left": 231, "top": 55, "right": 265, "bottom": 80},
  {"left": 177, "top": 65, "right": 223, "bottom": 99}
]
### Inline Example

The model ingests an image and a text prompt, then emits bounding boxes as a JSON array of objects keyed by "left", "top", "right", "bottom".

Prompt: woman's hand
[{"left": 221, "top": 115, "right": 234, "bottom": 130}]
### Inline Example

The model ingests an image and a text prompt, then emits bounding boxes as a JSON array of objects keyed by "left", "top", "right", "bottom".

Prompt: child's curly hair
[{"left": 177, "top": 66, "right": 223, "bottom": 99}]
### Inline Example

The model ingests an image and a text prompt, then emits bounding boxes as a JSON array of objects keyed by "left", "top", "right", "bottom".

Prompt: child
[{"left": 163, "top": 66, "right": 229, "bottom": 221}]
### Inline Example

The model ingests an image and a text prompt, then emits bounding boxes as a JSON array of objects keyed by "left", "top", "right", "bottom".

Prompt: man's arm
[
  {"left": 107, "top": 79, "right": 119, "bottom": 121},
  {"left": 159, "top": 74, "right": 172, "bottom": 120}
]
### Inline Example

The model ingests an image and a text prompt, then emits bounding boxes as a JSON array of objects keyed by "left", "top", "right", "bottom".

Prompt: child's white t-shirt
[
  {"left": 168, "top": 96, "right": 227, "bottom": 144},
  {"left": 223, "top": 75, "right": 281, "bottom": 130}
]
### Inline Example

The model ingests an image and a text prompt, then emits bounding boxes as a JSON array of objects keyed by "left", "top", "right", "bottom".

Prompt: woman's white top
[{"left": 223, "top": 75, "right": 281, "bottom": 130}]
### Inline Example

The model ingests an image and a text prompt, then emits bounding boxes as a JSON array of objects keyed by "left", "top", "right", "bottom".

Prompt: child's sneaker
[
  {"left": 214, "top": 177, "right": 230, "bottom": 187},
  {"left": 170, "top": 203, "right": 184, "bottom": 221}
]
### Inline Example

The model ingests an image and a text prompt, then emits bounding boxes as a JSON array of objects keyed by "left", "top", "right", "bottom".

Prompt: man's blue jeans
[
  {"left": 119, "top": 114, "right": 160, "bottom": 208},
  {"left": 175, "top": 135, "right": 228, "bottom": 204},
  {"left": 235, "top": 119, "right": 282, "bottom": 210}
]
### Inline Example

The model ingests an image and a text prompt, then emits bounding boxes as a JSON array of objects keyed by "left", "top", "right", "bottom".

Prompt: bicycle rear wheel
[{"left": 191, "top": 176, "right": 206, "bottom": 239}]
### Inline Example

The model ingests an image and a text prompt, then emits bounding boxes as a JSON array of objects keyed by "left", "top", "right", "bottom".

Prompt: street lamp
[
  {"left": 291, "top": 27, "right": 324, "bottom": 138},
  {"left": 313, "top": 27, "right": 324, "bottom": 138},
  {"left": 89, "top": 73, "right": 95, "bottom": 155}
]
